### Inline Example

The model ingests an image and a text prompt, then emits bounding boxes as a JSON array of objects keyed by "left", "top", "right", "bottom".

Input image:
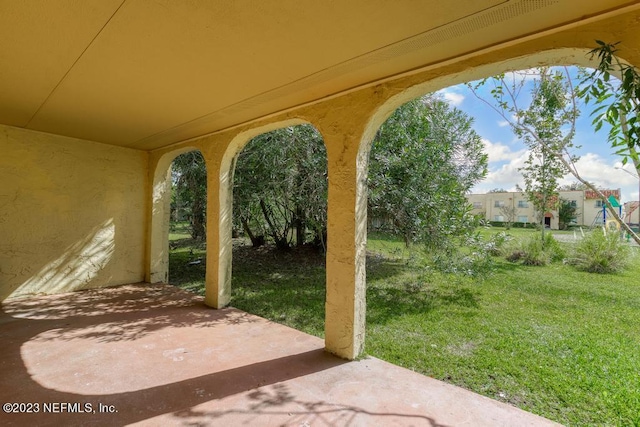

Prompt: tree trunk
[
  {"left": 241, "top": 217, "right": 264, "bottom": 247},
  {"left": 191, "top": 197, "right": 205, "bottom": 240},
  {"left": 295, "top": 205, "right": 305, "bottom": 246},
  {"left": 260, "top": 199, "right": 289, "bottom": 250}
]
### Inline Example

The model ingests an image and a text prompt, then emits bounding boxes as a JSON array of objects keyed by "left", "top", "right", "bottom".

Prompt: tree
[
  {"left": 473, "top": 68, "right": 568, "bottom": 243},
  {"left": 469, "top": 67, "right": 640, "bottom": 245},
  {"left": 499, "top": 205, "right": 519, "bottom": 229},
  {"left": 520, "top": 146, "right": 564, "bottom": 236},
  {"left": 172, "top": 151, "right": 207, "bottom": 240},
  {"left": 579, "top": 41, "right": 640, "bottom": 173},
  {"left": 558, "top": 198, "right": 579, "bottom": 230},
  {"left": 558, "top": 182, "right": 593, "bottom": 191},
  {"left": 368, "top": 95, "right": 488, "bottom": 248},
  {"left": 233, "top": 125, "right": 327, "bottom": 250},
  {"left": 488, "top": 188, "right": 509, "bottom": 193}
]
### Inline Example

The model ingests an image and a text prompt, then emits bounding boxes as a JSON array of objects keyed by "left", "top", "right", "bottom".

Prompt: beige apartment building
[
  {"left": 467, "top": 189, "right": 626, "bottom": 230},
  {"left": 624, "top": 201, "right": 640, "bottom": 227}
]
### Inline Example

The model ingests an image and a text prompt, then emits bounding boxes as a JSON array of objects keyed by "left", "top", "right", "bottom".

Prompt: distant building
[
  {"left": 623, "top": 201, "right": 640, "bottom": 228},
  {"left": 467, "top": 189, "right": 624, "bottom": 230}
]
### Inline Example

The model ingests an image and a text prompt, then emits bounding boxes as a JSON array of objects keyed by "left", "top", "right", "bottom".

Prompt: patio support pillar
[
  {"left": 147, "top": 147, "right": 199, "bottom": 284},
  {"left": 202, "top": 138, "right": 233, "bottom": 308},
  {"left": 315, "top": 96, "right": 381, "bottom": 360}
]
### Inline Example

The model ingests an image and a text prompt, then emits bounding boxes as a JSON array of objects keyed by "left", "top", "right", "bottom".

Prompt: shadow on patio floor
[{"left": 0, "top": 283, "right": 558, "bottom": 426}]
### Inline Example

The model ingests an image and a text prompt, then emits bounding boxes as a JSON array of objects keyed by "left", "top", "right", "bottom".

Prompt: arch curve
[
  {"left": 147, "top": 146, "right": 203, "bottom": 284},
  {"left": 360, "top": 47, "right": 606, "bottom": 159}
]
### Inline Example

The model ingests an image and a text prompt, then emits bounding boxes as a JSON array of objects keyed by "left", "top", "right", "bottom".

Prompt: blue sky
[{"left": 436, "top": 67, "right": 640, "bottom": 204}]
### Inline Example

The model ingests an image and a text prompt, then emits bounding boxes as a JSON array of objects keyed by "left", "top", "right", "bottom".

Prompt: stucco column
[
  {"left": 202, "top": 141, "right": 233, "bottom": 308},
  {"left": 147, "top": 148, "right": 196, "bottom": 284},
  {"left": 317, "top": 99, "right": 380, "bottom": 360},
  {"left": 147, "top": 165, "right": 171, "bottom": 283},
  {"left": 325, "top": 153, "right": 368, "bottom": 359}
]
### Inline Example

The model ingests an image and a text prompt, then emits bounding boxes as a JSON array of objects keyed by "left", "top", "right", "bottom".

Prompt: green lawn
[{"left": 169, "top": 227, "right": 640, "bottom": 426}]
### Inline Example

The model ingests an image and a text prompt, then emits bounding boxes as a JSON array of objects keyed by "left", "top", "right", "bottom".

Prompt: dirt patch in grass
[{"left": 232, "top": 239, "right": 326, "bottom": 270}]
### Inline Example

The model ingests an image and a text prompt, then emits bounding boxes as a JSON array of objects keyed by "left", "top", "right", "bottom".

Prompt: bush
[
  {"left": 542, "top": 232, "right": 566, "bottom": 262},
  {"left": 487, "top": 221, "right": 536, "bottom": 229},
  {"left": 568, "top": 228, "right": 629, "bottom": 273},
  {"left": 485, "top": 231, "right": 511, "bottom": 256},
  {"left": 505, "top": 233, "right": 564, "bottom": 266},
  {"left": 521, "top": 237, "right": 551, "bottom": 266},
  {"left": 431, "top": 248, "right": 494, "bottom": 277},
  {"left": 428, "top": 232, "right": 507, "bottom": 277}
]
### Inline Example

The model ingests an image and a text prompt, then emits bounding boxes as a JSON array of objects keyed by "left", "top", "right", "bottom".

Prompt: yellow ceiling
[{"left": 0, "top": 0, "right": 637, "bottom": 150}]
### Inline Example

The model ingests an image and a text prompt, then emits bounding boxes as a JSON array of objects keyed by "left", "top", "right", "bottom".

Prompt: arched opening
[
  {"left": 148, "top": 147, "right": 207, "bottom": 289},
  {"left": 228, "top": 123, "right": 329, "bottom": 337},
  {"left": 167, "top": 150, "right": 208, "bottom": 292},
  {"left": 352, "top": 48, "right": 640, "bottom": 424}
]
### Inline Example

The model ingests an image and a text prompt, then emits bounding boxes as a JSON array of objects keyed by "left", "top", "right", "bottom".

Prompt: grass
[{"left": 169, "top": 225, "right": 640, "bottom": 426}]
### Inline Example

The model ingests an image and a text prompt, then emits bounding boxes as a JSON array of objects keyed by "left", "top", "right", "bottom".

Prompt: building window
[
  {"left": 473, "top": 202, "right": 482, "bottom": 209},
  {"left": 517, "top": 200, "right": 529, "bottom": 208},
  {"left": 595, "top": 200, "right": 603, "bottom": 208},
  {"left": 517, "top": 215, "right": 528, "bottom": 223},
  {"left": 494, "top": 200, "right": 505, "bottom": 208},
  {"left": 494, "top": 215, "right": 504, "bottom": 222},
  {"left": 569, "top": 200, "right": 577, "bottom": 207}
]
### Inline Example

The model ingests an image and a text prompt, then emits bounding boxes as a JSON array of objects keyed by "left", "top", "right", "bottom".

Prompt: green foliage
[
  {"left": 543, "top": 232, "right": 566, "bottom": 262},
  {"left": 516, "top": 69, "right": 574, "bottom": 231},
  {"left": 506, "top": 233, "right": 564, "bottom": 266},
  {"left": 368, "top": 95, "right": 488, "bottom": 249},
  {"left": 469, "top": 68, "right": 577, "bottom": 245},
  {"left": 172, "top": 151, "right": 207, "bottom": 240},
  {"left": 485, "top": 231, "right": 512, "bottom": 256},
  {"left": 429, "top": 231, "right": 512, "bottom": 277},
  {"left": 233, "top": 125, "right": 327, "bottom": 250},
  {"left": 471, "top": 63, "right": 640, "bottom": 245},
  {"left": 558, "top": 198, "right": 579, "bottom": 230},
  {"left": 488, "top": 221, "right": 536, "bottom": 229},
  {"left": 568, "top": 228, "right": 630, "bottom": 273},
  {"left": 169, "top": 229, "right": 640, "bottom": 426},
  {"left": 579, "top": 41, "right": 640, "bottom": 171}
]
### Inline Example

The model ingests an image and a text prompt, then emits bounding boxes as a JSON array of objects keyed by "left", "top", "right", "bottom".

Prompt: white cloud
[
  {"left": 473, "top": 150, "right": 640, "bottom": 200},
  {"left": 497, "top": 120, "right": 510, "bottom": 127},
  {"left": 437, "top": 88, "right": 465, "bottom": 106},
  {"left": 472, "top": 147, "right": 529, "bottom": 193},
  {"left": 560, "top": 154, "right": 638, "bottom": 188},
  {"left": 558, "top": 153, "right": 639, "bottom": 202},
  {"left": 482, "top": 138, "right": 526, "bottom": 163},
  {"left": 443, "top": 92, "right": 464, "bottom": 106}
]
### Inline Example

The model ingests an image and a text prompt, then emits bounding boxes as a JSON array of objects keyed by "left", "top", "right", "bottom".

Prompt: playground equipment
[{"left": 592, "top": 195, "right": 623, "bottom": 228}]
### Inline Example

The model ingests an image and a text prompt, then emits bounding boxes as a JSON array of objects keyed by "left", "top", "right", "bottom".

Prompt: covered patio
[
  {"left": 1, "top": 284, "right": 558, "bottom": 426},
  {"left": 2, "top": 1, "right": 640, "bottom": 424}
]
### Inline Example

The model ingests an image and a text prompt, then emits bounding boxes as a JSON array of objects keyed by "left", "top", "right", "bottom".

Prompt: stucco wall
[{"left": 0, "top": 124, "right": 148, "bottom": 301}]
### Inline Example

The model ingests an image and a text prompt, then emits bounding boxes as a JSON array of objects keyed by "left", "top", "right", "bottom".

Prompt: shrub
[
  {"left": 521, "top": 237, "right": 551, "bottom": 266},
  {"left": 428, "top": 232, "right": 504, "bottom": 277},
  {"left": 431, "top": 247, "right": 494, "bottom": 277},
  {"left": 542, "top": 232, "right": 566, "bottom": 262},
  {"left": 486, "top": 231, "right": 511, "bottom": 256},
  {"left": 505, "top": 233, "right": 564, "bottom": 266},
  {"left": 568, "top": 228, "right": 629, "bottom": 273}
]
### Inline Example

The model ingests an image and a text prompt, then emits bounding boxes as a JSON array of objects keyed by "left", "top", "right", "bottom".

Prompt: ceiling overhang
[{"left": 1, "top": 0, "right": 639, "bottom": 150}]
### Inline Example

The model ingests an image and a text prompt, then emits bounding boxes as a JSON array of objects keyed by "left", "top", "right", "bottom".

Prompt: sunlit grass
[{"left": 168, "top": 227, "right": 640, "bottom": 426}]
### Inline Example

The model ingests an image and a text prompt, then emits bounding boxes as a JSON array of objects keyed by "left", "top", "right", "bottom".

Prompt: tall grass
[{"left": 567, "top": 228, "right": 630, "bottom": 273}]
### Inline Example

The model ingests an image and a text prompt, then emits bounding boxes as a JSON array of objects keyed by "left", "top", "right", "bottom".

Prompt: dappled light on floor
[{"left": 0, "top": 284, "right": 559, "bottom": 426}]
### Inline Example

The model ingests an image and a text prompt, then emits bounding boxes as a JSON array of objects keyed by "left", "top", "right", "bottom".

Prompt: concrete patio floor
[{"left": 0, "top": 284, "right": 560, "bottom": 426}]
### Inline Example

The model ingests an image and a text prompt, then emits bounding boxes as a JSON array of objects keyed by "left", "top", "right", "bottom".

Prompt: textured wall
[{"left": 0, "top": 125, "right": 148, "bottom": 300}]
